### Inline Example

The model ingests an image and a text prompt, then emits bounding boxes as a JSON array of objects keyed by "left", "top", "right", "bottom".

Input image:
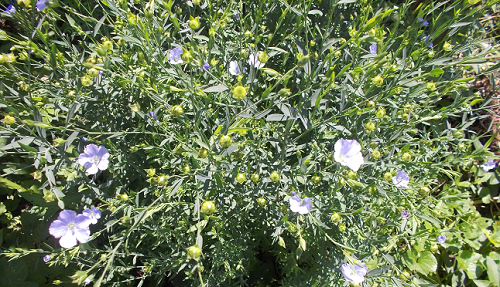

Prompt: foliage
[{"left": 1, "top": 0, "right": 500, "bottom": 286}]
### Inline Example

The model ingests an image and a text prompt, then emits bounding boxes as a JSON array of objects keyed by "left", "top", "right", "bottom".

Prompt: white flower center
[
  {"left": 93, "top": 156, "right": 99, "bottom": 163},
  {"left": 68, "top": 223, "right": 76, "bottom": 231}
]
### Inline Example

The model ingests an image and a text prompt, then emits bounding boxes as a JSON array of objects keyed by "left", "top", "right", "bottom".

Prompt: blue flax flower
[
  {"left": 228, "top": 60, "right": 242, "bottom": 76},
  {"left": 401, "top": 210, "right": 409, "bottom": 220},
  {"left": 437, "top": 235, "right": 446, "bottom": 244},
  {"left": 36, "top": 0, "right": 51, "bottom": 11},
  {"left": 202, "top": 61, "right": 210, "bottom": 70},
  {"left": 481, "top": 160, "right": 496, "bottom": 171},
  {"left": 341, "top": 263, "right": 367, "bottom": 285},
  {"left": 147, "top": 111, "right": 157, "bottom": 120},
  {"left": 418, "top": 17, "right": 430, "bottom": 27},
  {"left": 289, "top": 195, "right": 312, "bottom": 215},
  {"left": 393, "top": 170, "right": 410, "bottom": 188},
  {"left": 369, "top": 44, "right": 377, "bottom": 55},
  {"left": 82, "top": 206, "right": 101, "bottom": 224},
  {"left": 49, "top": 210, "right": 92, "bottom": 248},
  {"left": 43, "top": 255, "right": 51, "bottom": 262},
  {"left": 78, "top": 144, "right": 110, "bottom": 174},
  {"left": 5, "top": 3, "right": 15, "bottom": 14},
  {"left": 169, "top": 47, "right": 183, "bottom": 64},
  {"left": 334, "top": 139, "right": 364, "bottom": 172},
  {"left": 248, "top": 52, "right": 264, "bottom": 69}
]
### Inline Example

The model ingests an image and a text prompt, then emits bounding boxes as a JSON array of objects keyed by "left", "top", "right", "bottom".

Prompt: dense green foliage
[{"left": 1, "top": 0, "right": 500, "bottom": 286}]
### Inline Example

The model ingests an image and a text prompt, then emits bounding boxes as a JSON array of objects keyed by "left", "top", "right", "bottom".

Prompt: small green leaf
[
  {"left": 403, "top": 250, "right": 437, "bottom": 275},
  {"left": 429, "top": 68, "right": 444, "bottom": 77},
  {"left": 202, "top": 85, "right": 228, "bottom": 93},
  {"left": 486, "top": 256, "right": 500, "bottom": 284}
]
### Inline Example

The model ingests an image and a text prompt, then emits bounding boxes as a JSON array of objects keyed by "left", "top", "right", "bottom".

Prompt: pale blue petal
[
  {"left": 59, "top": 232, "right": 77, "bottom": 248},
  {"left": 49, "top": 219, "right": 68, "bottom": 238}
]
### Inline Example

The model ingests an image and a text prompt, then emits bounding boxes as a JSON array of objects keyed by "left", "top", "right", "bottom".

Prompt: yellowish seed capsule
[
  {"left": 270, "top": 171, "right": 280, "bottom": 182},
  {"left": 201, "top": 201, "right": 216, "bottom": 215},
  {"left": 236, "top": 173, "right": 246, "bottom": 184}
]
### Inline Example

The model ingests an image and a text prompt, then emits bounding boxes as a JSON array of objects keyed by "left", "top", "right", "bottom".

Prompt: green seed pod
[
  {"left": 81, "top": 76, "right": 92, "bottom": 86},
  {"left": 251, "top": 172, "right": 260, "bottom": 183},
  {"left": 384, "top": 172, "right": 393, "bottom": 182},
  {"left": 187, "top": 245, "right": 202, "bottom": 260},
  {"left": 372, "top": 75, "right": 384, "bottom": 87},
  {"left": 236, "top": 173, "right": 246, "bottom": 184},
  {"left": 256, "top": 197, "right": 267, "bottom": 207},
  {"left": 376, "top": 108, "right": 385, "bottom": 119},
  {"left": 198, "top": 148, "right": 208, "bottom": 158},
  {"left": 371, "top": 150, "right": 382, "bottom": 160},
  {"left": 331, "top": 212, "right": 341, "bottom": 223},
  {"left": 311, "top": 175, "right": 321, "bottom": 184},
  {"left": 297, "top": 55, "right": 310, "bottom": 66},
  {"left": 402, "top": 152, "right": 412, "bottom": 162},
  {"left": 219, "top": 135, "right": 232, "bottom": 148},
  {"left": 270, "top": 172, "right": 280, "bottom": 182},
  {"left": 170, "top": 105, "right": 184, "bottom": 117},
  {"left": 201, "top": 201, "right": 216, "bottom": 215}
]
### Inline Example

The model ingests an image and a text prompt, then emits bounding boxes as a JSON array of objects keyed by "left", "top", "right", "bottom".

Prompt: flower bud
[
  {"left": 443, "top": 42, "right": 453, "bottom": 51},
  {"left": 201, "top": 201, "right": 215, "bottom": 215},
  {"left": 170, "top": 105, "right": 184, "bottom": 117},
  {"left": 297, "top": 55, "right": 310, "bottom": 66},
  {"left": 372, "top": 75, "right": 384, "bottom": 87},
  {"left": 120, "top": 216, "right": 131, "bottom": 224},
  {"left": 232, "top": 85, "right": 248, "bottom": 100},
  {"left": 251, "top": 172, "right": 260, "bottom": 183},
  {"left": 402, "top": 113, "right": 409, "bottom": 121},
  {"left": 244, "top": 30, "right": 253, "bottom": 37},
  {"left": 188, "top": 16, "right": 201, "bottom": 30},
  {"left": 278, "top": 88, "right": 291, "bottom": 97},
  {"left": 428, "top": 50, "right": 435, "bottom": 58},
  {"left": 270, "top": 171, "right": 280, "bottom": 182},
  {"left": 187, "top": 245, "right": 202, "bottom": 260},
  {"left": 366, "top": 101, "right": 375, "bottom": 109},
  {"left": 256, "top": 197, "right": 267, "bottom": 207},
  {"left": 219, "top": 135, "right": 232, "bottom": 148},
  {"left": 236, "top": 173, "right": 246, "bottom": 184},
  {"left": 427, "top": 82, "right": 436, "bottom": 91},
  {"left": 334, "top": 50, "right": 342, "bottom": 57},
  {"left": 371, "top": 149, "right": 382, "bottom": 159},
  {"left": 193, "top": 0, "right": 200, "bottom": 5},
  {"left": 299, "top": 238, "right": 307, "bottom": 251},
  {"left": 452, "top": 130, "right": 464, "bottom": 138}
]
